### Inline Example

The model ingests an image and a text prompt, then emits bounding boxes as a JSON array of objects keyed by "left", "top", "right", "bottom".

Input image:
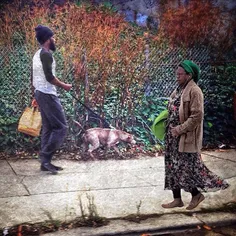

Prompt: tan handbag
[{"left": 18, "top": 107, "right": 42, "bottom": 137}]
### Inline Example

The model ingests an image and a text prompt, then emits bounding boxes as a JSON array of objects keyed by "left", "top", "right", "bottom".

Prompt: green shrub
[{"left": 203, "top": 65, "right": 236, "bottom": 147}]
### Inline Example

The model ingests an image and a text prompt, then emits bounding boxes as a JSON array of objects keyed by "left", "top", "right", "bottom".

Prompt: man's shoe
[
  {"left": 41, "top": 163, "right": 58, "bottom": 174},
  {"left": 53, "top": 165, "right": 63, "bottom": 171},
  {"left": 161, "top": 198, "right": 184, "bottom": 208},
  {"left": 186, "top": 193, "right": 205, "bottom": 210},
  {"left": 40, "top": 164, "right": 63, "bottom": 171}
]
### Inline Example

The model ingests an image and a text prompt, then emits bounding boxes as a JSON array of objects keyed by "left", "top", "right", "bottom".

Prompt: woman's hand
[{"left": 170, "top": 125, "right": 179, "bottom": 137}]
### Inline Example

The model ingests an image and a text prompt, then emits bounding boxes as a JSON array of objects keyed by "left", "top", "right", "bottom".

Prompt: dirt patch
[
  {"left": 0, "top": 146, "right": 160, "bottom": 162},
  {"left": 0, "top": 216, "right": 109, "bottom": 236}
]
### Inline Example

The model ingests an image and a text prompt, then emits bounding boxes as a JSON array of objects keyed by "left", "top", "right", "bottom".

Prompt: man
[{"left": 32, "top": 25, "right": 72, "bottom": 174}]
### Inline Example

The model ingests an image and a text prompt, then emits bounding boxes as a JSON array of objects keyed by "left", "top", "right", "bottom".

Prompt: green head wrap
[{"left": 180, "top": 60, "right": 200, "bottom": 83}]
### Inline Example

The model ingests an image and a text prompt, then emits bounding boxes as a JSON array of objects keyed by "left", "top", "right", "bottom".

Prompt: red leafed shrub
[{"left": 156, "top": 0, "right": 235, "bottom": 53}]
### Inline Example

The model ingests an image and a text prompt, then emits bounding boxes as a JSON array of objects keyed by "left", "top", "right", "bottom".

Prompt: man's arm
[
  {"left": 40, "top": 50, "right": 72, "bottom": 91},
  {"left": 50, "top": 77, "right": 72, "bottom": 91}
]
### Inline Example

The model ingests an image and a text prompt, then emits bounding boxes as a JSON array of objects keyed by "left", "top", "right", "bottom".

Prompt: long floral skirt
[{"left": 164, "top": 129, "right": 229, "bottom": 192}]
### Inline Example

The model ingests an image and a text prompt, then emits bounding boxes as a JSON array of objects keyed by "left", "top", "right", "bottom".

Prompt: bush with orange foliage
[
  {"left": 0, "top": 0, "right": 147, "bottom": 120},
  {"left": 156, "top": 0, "right": 235, "bottom": 53}
]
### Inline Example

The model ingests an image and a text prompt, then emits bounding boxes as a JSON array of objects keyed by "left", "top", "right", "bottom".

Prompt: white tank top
[{"left": 32, "top": 49, "right": 57, "bottom": 96}]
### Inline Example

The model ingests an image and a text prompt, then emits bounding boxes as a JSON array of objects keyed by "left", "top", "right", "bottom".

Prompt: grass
[{"left": 1, "top": 202, "right": 235, "bottom": 235}]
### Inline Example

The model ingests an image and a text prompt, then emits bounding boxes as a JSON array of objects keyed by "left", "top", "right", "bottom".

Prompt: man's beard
[{"left": 49, "top": 39, "right": 56, "bottom": 52}]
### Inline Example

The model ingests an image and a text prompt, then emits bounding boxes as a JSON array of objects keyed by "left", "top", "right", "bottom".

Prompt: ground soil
[{"left": 0, "top": 146, "right": 159, "bottom": 161}]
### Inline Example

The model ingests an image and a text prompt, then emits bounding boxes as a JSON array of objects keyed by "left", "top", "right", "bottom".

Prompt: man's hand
[
  {"left": 62, "top": 83, "right": 72, "bottom": 91},
  {"left": 170, "top": 125, "right": 179, "bottom": 137},
  {"left": 31, "top": 98, "right": 38, "bottom": 108},
  {"left": 51, "top": 77, "right": 72, "bottom": 91}
]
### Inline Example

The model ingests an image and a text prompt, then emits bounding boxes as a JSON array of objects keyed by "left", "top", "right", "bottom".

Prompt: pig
[{"left": 82, "top": 128, "right": 136, "bottom": 159}]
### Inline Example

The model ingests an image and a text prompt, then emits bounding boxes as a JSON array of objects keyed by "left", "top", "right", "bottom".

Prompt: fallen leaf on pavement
[{"left": 203, "top": 224, "right": 212, "bottom": 230}]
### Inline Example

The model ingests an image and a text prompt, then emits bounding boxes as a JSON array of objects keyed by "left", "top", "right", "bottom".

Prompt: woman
[{"left": 162, "top": 60, "right": 229, "bottom": 210}]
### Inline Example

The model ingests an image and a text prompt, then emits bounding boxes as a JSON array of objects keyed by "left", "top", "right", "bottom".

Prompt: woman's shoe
[
  {"left": 186, "top": 193, "right": 205, "bottom": 210},
  {"left": 161, "top": 198, "right": 184, "bottom": 208}
]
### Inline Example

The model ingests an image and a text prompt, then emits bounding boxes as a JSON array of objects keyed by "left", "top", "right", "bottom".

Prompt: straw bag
[{"left": 18, "top": 107, "right": 42, "bottom": 137}]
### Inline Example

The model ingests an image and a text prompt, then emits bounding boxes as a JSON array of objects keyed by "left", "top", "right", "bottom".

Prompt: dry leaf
[
  {"left": 17, "top": 225, "right": 22, "bottom": 236},
  {"left": 203, "top": 224, "right": 212, "bottom": 230},
  {"left": 218, "top": 149, "right": 228, "bottom": 152}
]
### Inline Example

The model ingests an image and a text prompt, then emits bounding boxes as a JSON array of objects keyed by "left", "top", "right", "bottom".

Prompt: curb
[{"left": 40, "top": 211, "right": 236, "bottom": 236}]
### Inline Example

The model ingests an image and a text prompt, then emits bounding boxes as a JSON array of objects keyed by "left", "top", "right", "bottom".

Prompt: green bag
[{"left": 151, "top": 109, "right": 168, "bottom": 140}]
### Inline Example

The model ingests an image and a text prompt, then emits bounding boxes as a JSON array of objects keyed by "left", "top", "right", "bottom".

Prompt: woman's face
[{"left": 175, "top": 67, "right": 190, "bottom": 85}]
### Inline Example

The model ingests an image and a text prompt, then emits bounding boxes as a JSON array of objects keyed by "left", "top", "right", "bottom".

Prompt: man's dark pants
[{"left": 35, "top": 90, "right": 67, "bottom": 165}]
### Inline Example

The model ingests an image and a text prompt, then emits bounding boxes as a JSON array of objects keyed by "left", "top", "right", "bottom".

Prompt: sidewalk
[{"left": 0, "top": 149, "right": 235, "bottom": 235}]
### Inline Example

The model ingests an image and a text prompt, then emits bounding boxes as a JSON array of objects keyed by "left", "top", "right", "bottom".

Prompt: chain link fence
[
  {"left": 0, "top": 45, "right": 211, "bottom": 114},
  {"left": 0, "top": 44, "right": 234, "bottom": 152},
  {"left": 144, "top": 46, "right": 211, "bottom": 97}
]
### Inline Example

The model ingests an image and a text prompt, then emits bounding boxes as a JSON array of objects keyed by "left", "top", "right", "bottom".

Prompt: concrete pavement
[{"left": 0, "top": 149, "right": 235, "bottom": 235}]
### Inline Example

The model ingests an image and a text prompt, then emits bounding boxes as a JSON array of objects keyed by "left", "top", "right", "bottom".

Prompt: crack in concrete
[
  {"left": 225, "top": 176, "right": 236, "bottom": 180},
  {"left": 0, "top": 185, "right": 156, "bottom": 199},
  {"left": 6, "top": 160, "right": 17, "bottom": 175},
  {"left": 20, "top": 176, "right": 31, "bottom": 196},
  {"left": 6, "top": 162, "right": 32, "bottom": 196},
  {"left": 202, "top": 153, "right": 236, "bottom": 163}
]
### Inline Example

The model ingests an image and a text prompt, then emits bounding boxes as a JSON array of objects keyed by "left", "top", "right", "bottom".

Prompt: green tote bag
[{"left": 151, "top": 109, "right": 168, "bottom": 140}]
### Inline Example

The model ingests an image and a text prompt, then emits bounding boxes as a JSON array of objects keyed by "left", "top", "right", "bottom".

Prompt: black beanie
[{"left": 35, "top": 25, "right": 54, "bottom": 44}]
